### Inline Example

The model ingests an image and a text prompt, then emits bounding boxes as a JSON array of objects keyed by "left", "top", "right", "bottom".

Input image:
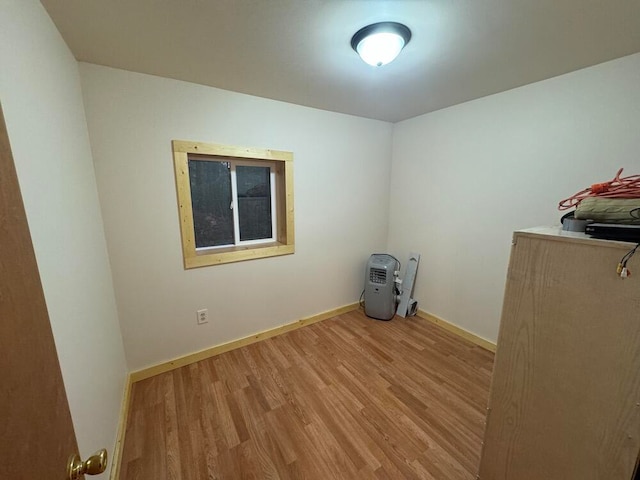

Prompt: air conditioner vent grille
[{"left": 369, "top": 268, "right": 387, "bottom": 284}]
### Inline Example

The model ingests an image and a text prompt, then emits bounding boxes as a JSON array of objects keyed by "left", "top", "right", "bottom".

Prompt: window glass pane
[
  {"left": 188, "top": 159, "right": 234, "bottom": 248},
  {"left": 236, "top": 165, "right": 272, "bottom": 241}
]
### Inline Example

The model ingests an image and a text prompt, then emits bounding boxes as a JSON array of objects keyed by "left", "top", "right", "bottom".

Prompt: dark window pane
[
  {"left": 188, "top": 159, "right": 234, "bottom": 248},
  {"left": 237, "top": 165, "right": 272, "bottom": 241}
]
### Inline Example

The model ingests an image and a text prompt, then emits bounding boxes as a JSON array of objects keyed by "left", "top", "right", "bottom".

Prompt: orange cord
[{"left": 558, "top": 168, "right": 640, "bottom": 210}]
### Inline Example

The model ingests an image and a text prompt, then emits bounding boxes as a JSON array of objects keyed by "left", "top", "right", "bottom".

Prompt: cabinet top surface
[{"left": 515, "top": 225, "right": 637, "bottom": 250}]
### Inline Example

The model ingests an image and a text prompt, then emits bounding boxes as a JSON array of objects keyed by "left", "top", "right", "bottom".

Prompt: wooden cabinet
[{"left": 478, "top": 227, "right": 640, "bottom": 480}]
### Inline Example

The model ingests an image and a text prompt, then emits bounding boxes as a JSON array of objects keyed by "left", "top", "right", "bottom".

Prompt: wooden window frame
[{"left": 172, "top": 140, "right": 294, "bottom": 268}]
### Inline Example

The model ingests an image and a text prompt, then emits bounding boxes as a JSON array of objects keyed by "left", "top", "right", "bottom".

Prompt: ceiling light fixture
[{"left": 351, "top": 22, "right": 412, "bottom": 67}]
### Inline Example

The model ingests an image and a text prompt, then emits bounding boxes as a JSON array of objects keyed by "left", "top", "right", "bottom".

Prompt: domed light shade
[{"left": 351, "top": 22, "right": 412, "bottom": 67}]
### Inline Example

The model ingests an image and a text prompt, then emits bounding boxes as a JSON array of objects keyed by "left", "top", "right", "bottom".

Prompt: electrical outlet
[{"left": 197, "top": 308, "right": 208, "bottom": 325}]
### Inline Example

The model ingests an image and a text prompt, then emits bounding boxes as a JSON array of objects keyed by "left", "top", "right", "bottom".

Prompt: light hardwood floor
[{"left": 120, "top": 309, "right": 494, "bottom": 479}]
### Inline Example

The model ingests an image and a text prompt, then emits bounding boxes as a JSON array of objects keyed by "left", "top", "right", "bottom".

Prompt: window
[{"left": 172, "top": 140, "right": 294, "bottom": 268}]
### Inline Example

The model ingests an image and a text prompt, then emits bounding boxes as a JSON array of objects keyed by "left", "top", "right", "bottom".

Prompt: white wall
[
  {"left": 0, "top": 0, "right": 127, "bottom": 465},
  {"left": 388, "top": 53, "right": 640, "bottom": 343},
  {"left": 79, "top": 64, "right": 393, "bottom": 371}
]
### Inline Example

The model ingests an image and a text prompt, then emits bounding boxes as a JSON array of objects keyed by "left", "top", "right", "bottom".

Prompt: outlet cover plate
[{"left": 197, "top": 308, "right": 208, "bottom": 325}]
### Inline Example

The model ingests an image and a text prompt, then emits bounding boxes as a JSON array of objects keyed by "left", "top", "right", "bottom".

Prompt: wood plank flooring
[{"left": 120, "top": 309, "right": 494, "bottom": 479}]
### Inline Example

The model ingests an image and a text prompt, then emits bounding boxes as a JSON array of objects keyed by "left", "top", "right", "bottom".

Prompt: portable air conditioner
[{"left": 364, "top": 254, "right": 398, "bottom": 320}]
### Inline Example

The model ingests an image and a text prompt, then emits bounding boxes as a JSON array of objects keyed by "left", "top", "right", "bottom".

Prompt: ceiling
[{"left": 40, "top": 0, "right": 640, "bottom": 123}]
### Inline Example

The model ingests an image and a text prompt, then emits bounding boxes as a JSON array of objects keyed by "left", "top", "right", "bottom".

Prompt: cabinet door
[{"left": 478, "top": 233, "right": 640, "bottom": 480}]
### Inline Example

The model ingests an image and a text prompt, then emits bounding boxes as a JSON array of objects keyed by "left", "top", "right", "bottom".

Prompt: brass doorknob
[{"left": 67, "top": 448, "right": 108, "bottom": 480}]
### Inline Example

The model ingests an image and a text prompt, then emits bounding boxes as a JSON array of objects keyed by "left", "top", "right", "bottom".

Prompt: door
[{"left": 0, "top": 103, "right": 80, "bottom": 477}]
